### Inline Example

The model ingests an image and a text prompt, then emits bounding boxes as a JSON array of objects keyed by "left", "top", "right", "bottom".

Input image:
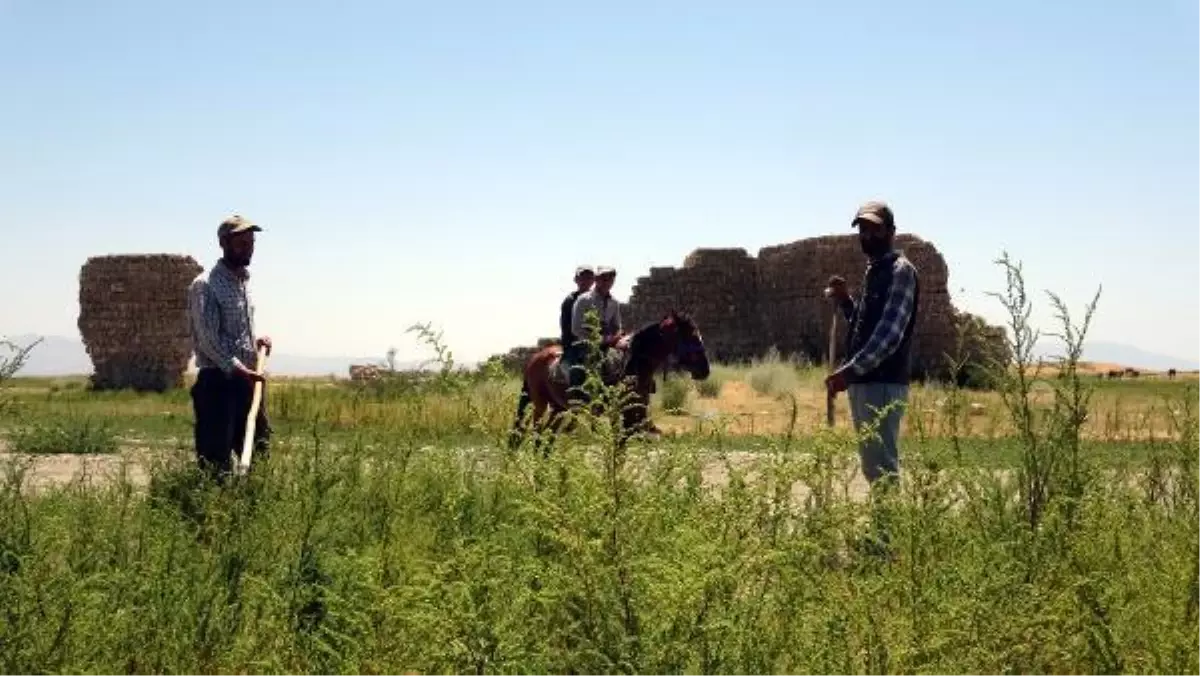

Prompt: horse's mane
[
  {"left": 628, "top": 310, "right": 696, "bottom": 356},
  {"left": 615, "top": 310, "right": 702, "bottom": 382}
]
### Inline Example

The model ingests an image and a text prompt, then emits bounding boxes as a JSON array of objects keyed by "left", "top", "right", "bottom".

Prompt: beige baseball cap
[{"left": 218, "top": 214, "right": 263, "bottom": 240}]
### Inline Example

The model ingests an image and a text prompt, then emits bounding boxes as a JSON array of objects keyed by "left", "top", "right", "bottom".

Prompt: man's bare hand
[
  {"left": 235, "top": 362, "right": 266, "bottom": 383},
  {"left": 824, "top": 275, "right": 849, "bottom": 303},
  {"left": 256, "top": 335, "right": 273, "bottom": 356},
  {"left": 824, "top": 370, "right": 848, "bottom": 397}
]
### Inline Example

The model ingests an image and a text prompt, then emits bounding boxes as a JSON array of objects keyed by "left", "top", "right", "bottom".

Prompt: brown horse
[{"left": 509, "top": 310, "right": 711, "bottom": 447}]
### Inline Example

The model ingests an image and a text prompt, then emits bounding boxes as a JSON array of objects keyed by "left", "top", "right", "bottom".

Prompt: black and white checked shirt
[{"left": 188, "top": 259, "right": 258, "bottom": 373}]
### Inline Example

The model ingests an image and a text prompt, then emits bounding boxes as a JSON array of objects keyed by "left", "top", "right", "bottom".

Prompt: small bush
[
  {"left": 0, "top": 336, "right": 41, "bottom": 417},
  {"left": 8, "top": 415, "right": 119, "bottom": 455},
  {"left": 746, "top": 348, "right": 800, "bottom": 396},
  {"left": 658, "top": 376, "right": 690, "bottom": 413},
  {"left": 695, "top": 372, "right": 724, "bottom": 398}
]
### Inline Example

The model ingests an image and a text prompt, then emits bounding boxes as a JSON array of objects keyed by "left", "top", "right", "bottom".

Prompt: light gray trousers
[{"left": 847, "top": 382, "right": 909, "bottom": 483}]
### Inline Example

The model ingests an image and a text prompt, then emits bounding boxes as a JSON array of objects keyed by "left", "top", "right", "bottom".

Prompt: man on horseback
[
  {"left": 564, "top": 265, "right": 629, "bottom": 405},
  {"left": 559, "top": 265, "right": 595, "bottom": 349}
]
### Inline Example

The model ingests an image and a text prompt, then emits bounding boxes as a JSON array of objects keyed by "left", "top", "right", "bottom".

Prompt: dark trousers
[
  {"left": 191, "top": 368, "right": 272, "bottom": 477},
  {"left": 562, "top": 342, "right": 591, "bottom": 405}
]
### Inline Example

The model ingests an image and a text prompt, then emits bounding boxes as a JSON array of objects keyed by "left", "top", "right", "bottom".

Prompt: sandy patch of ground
[
  {"left": 655, "top": 376, "right": 1190, "bottom": 441},
  {"left": 0, "top": 444, "right": 178, "bottom": 493},
  {"left": 0, "top": 438, "right": 883, "bottom": 506},
  {"left": 663, "top": 380, "right": 850, "bottom": 436}
]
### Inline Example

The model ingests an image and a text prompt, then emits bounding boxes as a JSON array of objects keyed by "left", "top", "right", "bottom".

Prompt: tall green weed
[{"left": 0, "top": 259, "right": 1195, "bottom": 674}]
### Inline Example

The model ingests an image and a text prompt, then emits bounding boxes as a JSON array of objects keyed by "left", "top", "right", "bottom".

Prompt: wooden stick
[
  {"left": 236, "top": 345, "right": 269, "bottom": 475},
  {"left": 826, "top": 305, "right": 837, "bottom": 428}
]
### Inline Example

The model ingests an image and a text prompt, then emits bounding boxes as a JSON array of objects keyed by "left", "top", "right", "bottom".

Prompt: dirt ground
[
  {"left": 0, "top": 445, "right": 165, "bottom": 493},
  {"left": 0, "top": 440, "right": 879, "bottom": 504},
  {"left": 1, "top": 360, "right": 1186, "bottom": 497},
  {"left": 656, "top": 373, "right": 1193, "bottom": 440}
]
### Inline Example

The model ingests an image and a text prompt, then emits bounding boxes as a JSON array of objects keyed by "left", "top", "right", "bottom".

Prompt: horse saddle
[{"left": 549, "top": 349, "right": 628, "bottom": 388}]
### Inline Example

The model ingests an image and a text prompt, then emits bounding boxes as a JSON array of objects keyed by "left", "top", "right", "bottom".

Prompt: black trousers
[{"left": 191, "top": 368, "right": 272, "bottom": 476}]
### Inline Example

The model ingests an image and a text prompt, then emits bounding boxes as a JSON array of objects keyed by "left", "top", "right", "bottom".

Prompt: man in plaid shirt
[
  {"left": 187, "top": 214, "right": 273, "bottom": 479},
  {"left": 825, "top": 201, "right": 920, "bottom": 493}
]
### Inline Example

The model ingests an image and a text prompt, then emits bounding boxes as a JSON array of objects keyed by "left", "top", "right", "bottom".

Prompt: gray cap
[
  {"left": 575, "top": 264, "right": 595, "bottom": 276},
  {"left": 595, "top": 265, "right": 616, "bottom": 277},
  {"left": 851, "top": 201, "right": 894, "bottom": 229}
]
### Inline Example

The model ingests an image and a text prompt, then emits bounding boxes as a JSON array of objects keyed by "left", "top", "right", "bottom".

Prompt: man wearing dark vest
[
  {"left": 825, "top": 200, "right": 920, "bottom": 489},
  {"left": 560, "top": 265, "right": 595, "bottom": 348}
]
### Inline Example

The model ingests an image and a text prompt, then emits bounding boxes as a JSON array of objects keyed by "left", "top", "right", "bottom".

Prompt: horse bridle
[{"left": 666, "top": 327, "right": 705, "bottom": 367}]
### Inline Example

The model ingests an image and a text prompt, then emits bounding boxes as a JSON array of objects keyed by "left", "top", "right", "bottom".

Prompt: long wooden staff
[
  {"left": 826, "top": 306, "right": 838, "bottom": 428},
  {"left": 236, "top": 344, "right": 269, "bottom": 476},
  {"left": 824, "top": 278, "right": 844, "bottom": 429}
]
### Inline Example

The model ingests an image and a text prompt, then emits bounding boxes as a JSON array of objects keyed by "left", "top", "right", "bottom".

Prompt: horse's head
[
  {"left": 654, "top": 309, "right": 711, "bottom": 381},
  {"left": 614, "top": 310, "right": 711, "bottom": 435}
]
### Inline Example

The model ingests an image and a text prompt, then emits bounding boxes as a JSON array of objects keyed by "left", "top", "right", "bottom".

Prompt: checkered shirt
[
  {"left": 837, "top": 251, "right": 918, "bottom": 377},
  {"left": 188, "top": 260, "right": 258, "bottom": 374}
]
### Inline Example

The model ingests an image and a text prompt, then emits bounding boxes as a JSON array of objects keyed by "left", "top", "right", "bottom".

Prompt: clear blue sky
[{"left": 1, "top": 0, "right": 1197, "bottom": 365}]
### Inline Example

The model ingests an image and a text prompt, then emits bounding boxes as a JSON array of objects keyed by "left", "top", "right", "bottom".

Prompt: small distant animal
[
  {"left": 1106, "top": 369, "right": 1123, "bottom": 379},
  {"left": 1167, "top": 368, "right": 1177, "bottom": 380},
  {"left": 1124, "top": 368, "right": 1140, "bottom": 378}
]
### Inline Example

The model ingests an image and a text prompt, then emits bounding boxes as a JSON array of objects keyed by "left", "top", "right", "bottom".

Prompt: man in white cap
[
  {"left": 564, "top": 265, "right": 629, "bottom": 404},
  {"left": 187, "top": 214, "right": 274, "bottom": 480}
]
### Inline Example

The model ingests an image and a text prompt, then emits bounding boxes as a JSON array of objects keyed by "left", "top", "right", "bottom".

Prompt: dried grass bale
[
  {"left": 77, "top": 254, "right": 204, "bottom": 392},
  {"left": 623, "top": 248, "right": 760, "bottom": 364},
  {"left": 625, "top": 233, "right": 1009, "bottom": 382}
]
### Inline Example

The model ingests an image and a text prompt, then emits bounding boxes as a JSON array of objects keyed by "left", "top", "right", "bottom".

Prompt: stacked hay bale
[
  {"left": 619, "top": 232, "right": 1009, "bottom": 383},
  {"left": 484, "top": 337, "right": 559, "bottom": 374},
  {"left": 755, "top": 235, "right": 844, "bottom": 361},
  {"left": 77, "top": 254, "right": 204, "bottom": 392},
  {"left": 757, "top": 233, "right": 958, "bottom": 376},
  {"left": 349, "top": 364, "right": 383, "bottom": 381},
  {"left": 624, "top": 248, "right": 760, "bottom": 362}
]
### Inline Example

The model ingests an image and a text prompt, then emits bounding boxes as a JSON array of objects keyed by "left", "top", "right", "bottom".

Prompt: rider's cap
[
  {"left": 595, "top": 265, "right": 616, "bottom": 277},
  {"left": 575, "top": 265, "right": 595, "bottom": 276},
  {"left": 851, "top": 201, "right": 894, "bottom": 229},
  {"left": 218, "top": 214, "right": 263, "bottom": 240}
]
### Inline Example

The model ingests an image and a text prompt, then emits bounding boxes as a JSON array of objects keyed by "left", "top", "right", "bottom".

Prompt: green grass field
[{"left": 0, "top": 267, "right": 1196, "bottom": 674}]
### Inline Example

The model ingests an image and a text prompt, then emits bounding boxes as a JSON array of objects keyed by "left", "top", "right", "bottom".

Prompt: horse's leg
[
  {"left": 528, "top": 379, "right": 562, "bottom": 457},
  {"left": 618, "top": 387, "right": 657, "bottom": 445},
  {"left": 509, "top": 377, "right": 534, "bottom": 449},
  {"left": 637, "top": 388, "right": 662, "bottom": 436},
  {"left": 513, "top": 351, "right": 554, "bottom": 451}
]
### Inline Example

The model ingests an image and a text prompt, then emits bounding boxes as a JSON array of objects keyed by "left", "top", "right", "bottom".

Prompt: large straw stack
[
  {"left": 620, "top": 232, "right": 1008, "bottom": 382},
  {"left": 622, "top": 248, "right": 760, "bottom": 363},
  {"left": 487, "top": 337, "right": 559, "bottom": 374},
  {"left": 78, "top": 254, "right": 204, "bottom": 391},
  {"left": 756, "top": 233, "right": 957, "bottom": 376}
]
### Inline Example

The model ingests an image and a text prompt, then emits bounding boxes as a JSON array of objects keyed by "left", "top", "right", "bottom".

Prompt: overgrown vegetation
[
  {"left": 7, "top": 413, "right": 119, "bottom": 455},
  {"left": 745, "top": 347, "right": 803, "bottom": 396},
  {"left": 694, "top": 370, "right": 724, "bottom": 398},
  {"left": 0, "top": 336, "right": 41, "bottom": 417},
  {"left": 658, "top": 375, "right": 690, "bottom": 413},
  {"left": 0, "top": 257, "right": 1195, "bottom": 673}
]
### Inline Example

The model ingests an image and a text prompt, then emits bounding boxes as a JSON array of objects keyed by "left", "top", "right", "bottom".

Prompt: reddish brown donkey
[{"left": 509, "top": 310, "right": 711, "bottom": 448}]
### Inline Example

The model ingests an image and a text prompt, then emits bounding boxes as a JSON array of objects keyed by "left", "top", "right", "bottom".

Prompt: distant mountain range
[
  {"left": 1, "top": 333, "right": 1195, "bottom": 378},
  {"left": 0, "top": 334, "right": 427, "bottom": 378}
]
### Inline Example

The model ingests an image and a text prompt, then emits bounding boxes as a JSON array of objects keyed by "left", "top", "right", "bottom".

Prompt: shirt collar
[
  {"left": 868, "top": 250, "right": 899, "bottom": 266},
  {"left": 217, "top": 258, "right": 250, "bottom": 281}
]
